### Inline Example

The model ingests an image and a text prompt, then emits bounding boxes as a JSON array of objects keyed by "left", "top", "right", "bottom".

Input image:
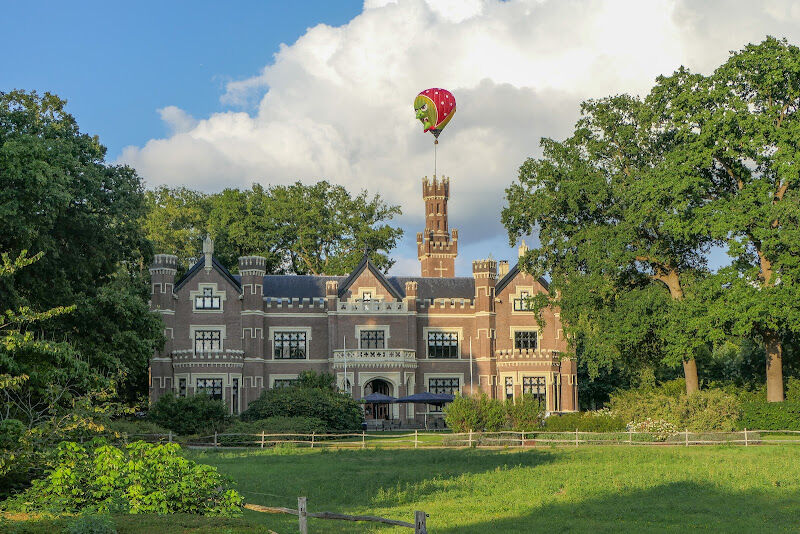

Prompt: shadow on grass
[
  {"left": 196, "top": 447, "right": 555, "bottom": 509},
  {"left": 435, "top": 480, "right": 800, "bottom": 533}
]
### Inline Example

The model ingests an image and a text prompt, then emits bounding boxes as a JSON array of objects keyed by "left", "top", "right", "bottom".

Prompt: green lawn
[{"left": 6, "top": 445, "right": 800, "bottom": 533}]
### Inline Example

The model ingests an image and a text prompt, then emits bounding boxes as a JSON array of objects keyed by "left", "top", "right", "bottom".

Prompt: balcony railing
[
  {"left": 172, "top": 349, "right": 245, "bottom": 363},
  {"left": 337, "top": 301, "right": 407, "bottom": 313},
  {"left": 331, "top": 349, "right": 417, "bottom": 368}
]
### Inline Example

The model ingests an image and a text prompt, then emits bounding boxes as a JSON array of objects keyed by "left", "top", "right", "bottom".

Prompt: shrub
[
  {"left": 241, "top": 387, "right": 362, "bottom": 431},
  {"left": 2, "top": 441, "right": 243, "bottom": 516},
  {"left": 147, "top": 392, "right": 228, "bottom": 435},
  {"left": 220, "top": 417, "right": 328, "bottom": 445},
  {"left": 628, "top": 418, "right": 678, "bottom": 442},
  {"left": 609, "top": 385, "right": 741, "bottom": 431},
  {"left": 506, "top": 396, "right": 546, "bottom": 431},
  {"left": 444, "top": 394, "right": 542, "bottom": 432},
  {"left": 65, "top": 514, "right": 117, "bottom": 534},
  {"left": 737, "top": 401, "right": 800, "bottom": 431},
  {"left": 543, "top": 412, "right": 626, "bottom": 432},
  {"left": 107, "top": 418, "right": 170, "bottom": 438}
]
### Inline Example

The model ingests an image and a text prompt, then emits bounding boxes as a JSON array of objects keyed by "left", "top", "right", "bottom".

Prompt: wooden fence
[
  {"left": 125, "top": 429, "right": 800, "bottom": 448},
  {"left": 245, "top": 497, "right": 427, "bottom": 534}
]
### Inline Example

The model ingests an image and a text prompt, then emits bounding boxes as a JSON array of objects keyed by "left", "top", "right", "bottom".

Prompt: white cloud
[{"left": 119, "top": 0, "right": 800, "bottom": 275}]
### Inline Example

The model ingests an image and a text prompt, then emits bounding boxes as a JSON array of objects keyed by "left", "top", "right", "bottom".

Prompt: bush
[
  {"left": 147, "top": 392, "right": 228, "bottom": 435},
  {"left": 2, "top": 441, "right": 243, "bottom": 516},
  {"left": 65, "top": 514, "right": 117, "bottom": 534},
  {"left": 608, "top": 384, "right": 741, "bottom": 431},
  {"left": 241, "top": 387, "right": 362, "bottom": 431},
  {"left": 220, "top": 417, "right": 328, "bottom": 445},
  {"left": 107, "top": 418, "right": 170, "bottom": 438},
  {"left": 543, "top": 411, "right": 626, "bottom": 432},
  {"left": 628, "top": 419, "right": 678, "bottom": 442},
  {"left": 444, "top": 394, "right": 544, "bottom": 432},
  {"left": 738, "top": 401, "right": 800, "bottom": 431}
]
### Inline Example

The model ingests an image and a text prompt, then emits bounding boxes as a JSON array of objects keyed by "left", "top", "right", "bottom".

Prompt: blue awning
[
  {"left": 394, "top": 392, "right": 454, "bottom": 405},
  {"left": 361, "top": 393, "right": 397, "bottom": 403}
]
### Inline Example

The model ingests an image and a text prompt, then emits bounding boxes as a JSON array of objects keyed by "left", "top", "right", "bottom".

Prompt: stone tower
[{"left": 417, "top": 176, "right": 458, "bottom": 277}]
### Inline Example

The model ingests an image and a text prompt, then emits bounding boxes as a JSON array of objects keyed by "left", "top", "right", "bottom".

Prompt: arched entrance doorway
[{"left": 364, "top": 378, "right": 392, "bottom": 420}]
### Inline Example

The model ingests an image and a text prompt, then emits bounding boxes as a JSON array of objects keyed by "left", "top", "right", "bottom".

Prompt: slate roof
[
  {"left": 495, "top": 263, "right": 549, "bottom": 294},
  {"left": 262, "top": 275, "right": 345, "bottom": 298},
  {"left": 388, "top": 276, "right": 475, "bottom": 300},
  {"left": 174, "top": 256, "right": 242, "bottom": 292}
]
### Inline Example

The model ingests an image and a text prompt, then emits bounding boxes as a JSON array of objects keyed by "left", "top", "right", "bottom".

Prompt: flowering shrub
[
  {"left": 627, "top": 419, "right": 677, "bottom": 442},
  {"left": 2, "top": 441, "right": 243, "bottom": 516}
]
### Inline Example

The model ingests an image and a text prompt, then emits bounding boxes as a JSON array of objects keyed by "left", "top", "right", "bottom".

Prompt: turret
[
  {"left": 418, "top": 176, "right": 458, "bottom": 277},
  {"left": 472, "top": 258, "right": 498, "bottom": 312},
  {"left": 150, "top": 254, "right": 178, "bottom": 311},
  {"left": 238, "top": 256, "right": 266, "bottom": 309}
]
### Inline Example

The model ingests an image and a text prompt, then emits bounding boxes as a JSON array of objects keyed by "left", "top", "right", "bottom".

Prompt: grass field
[{"left": 5, "top": 445, "right": 800, "bottom": 533}]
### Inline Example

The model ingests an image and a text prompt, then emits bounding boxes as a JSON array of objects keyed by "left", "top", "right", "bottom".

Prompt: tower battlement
[{"left": 419, "top": 176, "right": 457, "bottom": 277}]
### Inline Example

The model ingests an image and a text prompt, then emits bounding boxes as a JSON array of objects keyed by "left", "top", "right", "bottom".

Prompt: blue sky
[
  {"left": 1, "top": 0, "right": 362, "bottom": 159},
  {"left": 3, "top": 1, "right": 795, "bottom": 274}
]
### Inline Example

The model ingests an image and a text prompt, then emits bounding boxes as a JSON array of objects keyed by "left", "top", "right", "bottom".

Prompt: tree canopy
[{"left": 143, "top": 182, "right": 403, "bottom": 275}]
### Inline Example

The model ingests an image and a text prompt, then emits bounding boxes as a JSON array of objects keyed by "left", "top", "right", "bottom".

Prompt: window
[
  {"left": 273, "top": 331, "right": 307, "bottom": 359},
  {"left": 178, "top": 378, "right": 187, "bottom": 397},
  {"left": 514, "top": 330, "right": 538, "bottom": 350},
  {"left": 232, "top": 378, "right": 239, "bottom": 414},
  {"left": 362, "top": 292, "right": 372, "bottom": 301},
  {"left": 196, "top": 378, "right": 223, "bottom": 400},
  {"left": 427, "top": 331, "right": 458, "bottom": 359},
  {"left": 428, "top": 378, "right": 459, "bottom": 412},
  {"left": 360, "top": 330, "right": 385, "bottom": 349},
  {"left": 523, "top": 376, "right": 546, "bottom": 407},
  {"left": 505, "top": 376, "right": 514, "bottom": 400},
  {"left": 195, "top": 330, "right": 221, "bottom": 352},
  {"left": 513, "top": 291, "right": 533, "bottom": 311},
  {"left": 195, "top": 287, "right": 221, "bottom": 310},
  {"left": 273, "top": 378, "right": 299, "bottom": 389}
]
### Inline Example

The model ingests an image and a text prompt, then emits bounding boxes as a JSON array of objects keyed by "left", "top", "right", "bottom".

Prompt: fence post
[
  {"left": 468, "top": 429, "right": 473, "bottom": 448},
  {"left": 628, "top": 428, "right": 632, "bottom": 445},
  {"left": 414, "top": 510, "right": 428, "bottom": 534},
  {"left": 168, "top": 431, "right": 172, "bottom": 444},
  {"left": 362, "top": 430, "right": 366, "bottom": 449},
  {"left": 415, "top": 429, "right": 419, "bottom": 449},
  {"left": 298, "top": 496, "right": 308, "bottom": 534},
  {"left": 311, "top": 432, "right": 315, "bottom": 449},
  {"left": 685, "top": 428, "right": 689, "bottom": 447},
  {"left": 214, "top": 431, "right": 218, "bottom": 448},
  {"left": 744, "top": 428, "right": 748, "bottom": 447},
  {"left": 260, "top": 431, "right": 265, "bottom": 449},
  {"left": 520, "top": 431, "right": 525, "bottom": 448},
  {"left": 575, "top": 428, "right": 579, "bottom": 447}
]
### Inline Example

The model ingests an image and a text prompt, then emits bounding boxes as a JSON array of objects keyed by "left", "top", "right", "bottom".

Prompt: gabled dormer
[{"left": 337, "top": 253, "right": 403, "bottom": 302}]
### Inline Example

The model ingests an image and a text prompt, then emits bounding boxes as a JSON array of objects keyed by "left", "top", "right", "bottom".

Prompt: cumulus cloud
[{"left": 119, "top": 0, "right": 800, "bottom": 275}]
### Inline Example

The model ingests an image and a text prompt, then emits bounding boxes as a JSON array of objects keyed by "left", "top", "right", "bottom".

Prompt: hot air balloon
[{"left": 414, "top": 88, "right": 456, "bottom": 140}]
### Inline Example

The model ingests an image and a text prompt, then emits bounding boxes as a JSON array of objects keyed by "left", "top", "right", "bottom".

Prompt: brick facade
[{"left": 149, "top": 177, "right": 577, "bottom": 421}]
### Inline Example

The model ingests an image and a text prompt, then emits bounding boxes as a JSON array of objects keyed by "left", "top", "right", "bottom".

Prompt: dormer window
[
  {"left": 362, "top": 291, "right": 372, "bottom": 302},
  {"left": 195, "top": 287, "right": 221, "bottom": 310}
]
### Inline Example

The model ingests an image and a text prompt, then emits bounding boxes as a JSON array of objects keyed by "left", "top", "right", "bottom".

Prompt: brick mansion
[{"left": 148, "top": 176, "right": 577, "bottom": 422}]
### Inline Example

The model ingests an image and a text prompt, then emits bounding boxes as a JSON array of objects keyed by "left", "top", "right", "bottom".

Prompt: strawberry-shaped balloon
[{"left": 414, "top": 88, "right": 456, "bottom": 139}]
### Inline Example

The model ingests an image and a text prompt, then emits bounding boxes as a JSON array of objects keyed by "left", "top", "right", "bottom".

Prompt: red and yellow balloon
[{"left": 414, "top": 88, "right": 456, "bottom": 139}]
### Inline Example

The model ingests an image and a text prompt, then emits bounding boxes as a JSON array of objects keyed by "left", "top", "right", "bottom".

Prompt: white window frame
[
  {"left": 422, "top": 327, "right": 462, "bottom": 359},
  {"left": 190, "top": 283, "right": 227, "bottom": 313},
  {"left": 189, "top": 325, "right": 227, "bottom": 353},
  {"left": 355, "top": 324, "right": 390, "bottom": 349},
  {"left": 510, "top": 326, "right": 539, "bottom": 350},
  {"left": 268, "top": 326, "right": 312, "bottom": 360}
]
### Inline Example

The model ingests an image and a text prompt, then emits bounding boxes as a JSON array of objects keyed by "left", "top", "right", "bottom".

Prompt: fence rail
[{"left": 123, "top": 429, "right": 800, "bottom": 448}]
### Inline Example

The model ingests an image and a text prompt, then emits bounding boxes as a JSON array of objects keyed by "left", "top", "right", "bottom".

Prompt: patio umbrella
[
  {"left": 394, "top": 392, "right": 454, "bottom": 405},
  {"left": 360, "top": 393, "right": 397, "bottom": 403}
]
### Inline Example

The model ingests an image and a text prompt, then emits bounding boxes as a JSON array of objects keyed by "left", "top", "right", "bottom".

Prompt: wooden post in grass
[
  {"left": 520, "top": 432, "right": 524, "bottom": 447},
  {"left": 260, "top": 431, "right": 265, "bottom": 448},
  {"left": 298, "top": 496, "right": 308, "bottom": 534},
  {"left": 362, "top": 431, "right": 366, "bottom": 449},
  {"left": 628, "top": 428, "right": 632, "bottom": 445},
  {"left": 168, "top": 431, "right": 172, "bottom": 444},
  {"left": 685, "top": 428, "right": 689, "bottom": 447},
  {"left": 415, "top": 429, "right": 419, "bottom": 449},
  {"left": 744, "top": 428, "right": 748, "bottom": 447},
  {"left": 575, "top": 428, "right": 579, "bottom": 447},
  {"left": 414, "top": 510, "right": 428, "bottom": 534},
  {"left": 311, "top": 432, "right": 315, "bottom": 449},
  {"left": 214, "top": 431, "right": 218, "bottom": 447},
  {"left": 468, "top": 430, "right": 472, "bottom": 448}
]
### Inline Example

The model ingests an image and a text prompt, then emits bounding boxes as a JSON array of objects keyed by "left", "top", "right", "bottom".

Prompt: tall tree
[
  {"left": 504, "top": 93, "right": 716, "bottom": 394},
  {"left": 0, "top": 90, "right": 163, "bottom": 403},
  {"left": 142, "top": 182, "right": 403, "bottom": 275},
  {"left": 678, "top": 37, "right": 800, "bottom": 401}
]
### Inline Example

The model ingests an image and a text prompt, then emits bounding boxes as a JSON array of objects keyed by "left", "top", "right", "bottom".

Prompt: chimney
[{"left": 498, "top": 260, "right": 509, "bottom": 278}]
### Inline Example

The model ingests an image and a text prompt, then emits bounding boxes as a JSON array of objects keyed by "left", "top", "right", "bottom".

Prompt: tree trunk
[
  {"left": 683, "top": 358, "right": 699, "bottom": 395},
  {"left": 765, "top": 331, "right": 784, "bottom": 402}
]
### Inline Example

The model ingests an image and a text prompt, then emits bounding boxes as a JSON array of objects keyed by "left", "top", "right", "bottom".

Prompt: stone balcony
[
  {"left": 495, "top": 348, "right": 562, "bottom": 361},
  {"left": 331, "top": 348, "right": 417, "bottom": 368},
  {"left": 336, "top": 300, "right": 408, "bottom": 314},
  {"left": 171, "top": 349, "right": 245, "bottom": 367}
]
